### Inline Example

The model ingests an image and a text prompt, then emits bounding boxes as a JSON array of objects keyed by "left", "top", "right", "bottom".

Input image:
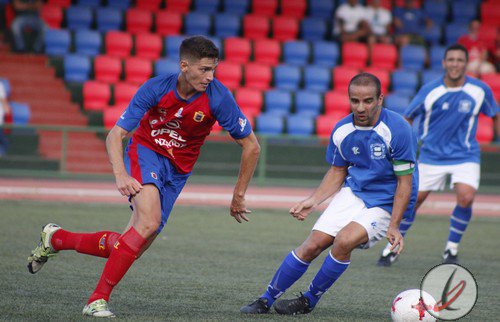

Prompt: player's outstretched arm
[
  {"left": 230, "top": 132, "right": 261, "bottom": 223},
  {"left": 387, "top": 173, "right": 413, "bottom": 254},
  {"left": 106, "top": 125, "right": 143, "bottom": 197}
]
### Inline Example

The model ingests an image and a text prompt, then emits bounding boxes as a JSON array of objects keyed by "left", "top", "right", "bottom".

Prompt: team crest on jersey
[
  {"left": 151, "top": 172, "right": 158, "bottom": 180},
  {"left": 352, "top": 146, "right": 360, "bottom": 155},
  {"left": 370, "top": 143, "right": 386, "bottom": 160},
  {"left": 238, "top": 117, "right": 247, "bottom": 132},
  {"left": 193, "top": 111, "right": 205, "bottom": 122},
  {"left": 458, "top": 100, "right": 472, "bottom": 113},
  {"left": 442, "top": 102, "right": 449, "bottom": 110},
  {"left": 175, "top": 107, "right": 184, "bottom": 118}
]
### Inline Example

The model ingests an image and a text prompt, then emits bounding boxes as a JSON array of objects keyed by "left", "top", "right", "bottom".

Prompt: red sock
[
  {"left": 51, "top": 230, "right": 120, "bottom": 258},
  {"left": 88, "top": 227, "right": 147, "bottom": 304}
]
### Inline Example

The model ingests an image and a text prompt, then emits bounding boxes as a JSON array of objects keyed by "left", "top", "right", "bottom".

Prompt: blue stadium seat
[
  {"left": 274, "top": 65, "right": 301, "bottom": 90},
  {"left": 214, "top": 13, "right": 241, "bottom": 38},
  {"left": 96, "top": 7, "right": 122, "bottom": 32},
  {"left": 75, "top": 30, "right": 101, "bottom": 56},
  {"left": 391, "top": 70, "right": 419, "bottom": 96},
  {"left": 107, "top": 0, "right": 131, "bottom": 10},
  {"left": 283, "top": 41, "right": 310, "bottom": 66},
  {"left": 165, "top": 35, "right": 186, "bottom": 60},
  {"left": 294, "top": 90, "right": 322, "bottom": 116},
  {"left": 424, "top": 25, "right": 442, "bottom": 45},
  {"left": 185, "top": 12, "right": 212, "bottom": 36},
  {"left": 64, "top": 54, "right": 91, "bottom": 82},
  {"left": 155, "top": 59, "right": 180, "bottom": 76},
  {"left": 194, "top": 0, "right": 220, "bottom": 13},
  {"left": 77, "top": 0, "right": 101, "bottom": 8},
  {"left": 264, "top": 90, "right": 292, "bottom": 115},
  {"left": 400, "top": 45, "right": 426, "bottom": 71},
  {"left": 445, "top": 23, "right": 468, "bottom": 45},
  {"left": 304, "top": 65, "right": 331, "bottom": 92},
  {"left": 0, "top": 78, "right": 11, "bottom": 97},
  {"left": 452, "top": 1, "right": 478, "bottom": 24},
  {"left": 286, "top": 114, "right": 314, "bottom": 136},
  {"left": 301, "top": 17, "right": 327, "bottom": 41},
  {"left": 10, "top": 102, "right": 31, "bottom": 125},
  {"left": 424, "top": 0, "right": 448, "bottom": 25},
  {"left": 256, "top": 113, "right": 284, "bottom": 135},
  {"left": 66, "top": 6, "right": 93, "bottom": 30},
  {"left": 384, "top": 94, "right": 411, "bottom": 115},
  {"left": 429, "top": 45, "right": 446, "bottom": 70},
  {"left": 223, "top": 0, "right": 249, "bottom": 15},
  {"left": 421, "top": 69, "right": 443, "bottom": 85},
  {"left": 312, "top": 41, "right": 339, "bottom": 68},
  {"left": 309, "top": 0, "right": 335, "bottom": 19},
  {"left": 44, "top": 29, "right": 70, "bottom": 56}
]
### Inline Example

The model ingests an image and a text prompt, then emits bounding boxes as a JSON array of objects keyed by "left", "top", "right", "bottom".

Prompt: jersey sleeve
[
  {"left": 404, "top": 89, "right": 426, "bottom": 120},
  {"left": 211, "top": 86, "right": 252, "bottom": 140},
  {"left": 480, "top": 84, "right": 500, "bottom": 117},
  {"left": 326, "top": 128, "right": 348, "bottom": 167},
  {"left": 390, "top": 120, "right": 417, "bottom": 176}
]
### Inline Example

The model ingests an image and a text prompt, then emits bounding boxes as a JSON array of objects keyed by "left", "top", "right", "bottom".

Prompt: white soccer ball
[{"left": 391, "top": 289, "right": 439, "bottom": 322}]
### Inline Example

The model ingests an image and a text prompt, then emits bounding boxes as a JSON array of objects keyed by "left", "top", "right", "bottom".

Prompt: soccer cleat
[
  {"left": 240, "top": 298, "right": 270, "bottom": 314},
  {"left": 27, "top": 223, "right": 61, "bottom": 274},
  {"left": 377, "top": 248, "right": 399, "bottom": 267},
  {"left": 274, "top": 293, "right": 313, "bottom": 315},
  {"left": 442, "top": 249, "right": 458, "bottom": 264},
  {"left": 82, "top": 299, "right": 115, "bottom": 318}
]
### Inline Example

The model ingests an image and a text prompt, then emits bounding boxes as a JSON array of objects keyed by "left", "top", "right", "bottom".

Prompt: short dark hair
[
  {"left": 444, "top": 44, "right": 468, "bottom": 61},
  {"left": 179, "top": 36, "right": 219, "bottom": 61},
  {"left": 348, "top": 73, "right": 381, "bottom": 97}
]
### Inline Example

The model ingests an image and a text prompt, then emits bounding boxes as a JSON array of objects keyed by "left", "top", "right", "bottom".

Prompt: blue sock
[
  {"left": 261, "top": 250, "right": 310, "bottom": 306},
  {"left": 303, "top": 253, "right": 350, "bottom": 308},
  {"left": 448, "top": 205, "right": 472, "bottom": 243}
]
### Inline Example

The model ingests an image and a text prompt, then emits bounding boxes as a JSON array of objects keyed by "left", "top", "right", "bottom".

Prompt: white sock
[
  {"left": 445, "top": 241, "right": 459, "bottom": 255},
  {"left": 382, "top": 243, "right": 399, "bottom": 256}
]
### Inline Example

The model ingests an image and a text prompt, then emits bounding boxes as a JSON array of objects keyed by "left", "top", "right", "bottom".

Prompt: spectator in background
[
  {"left": 458, "top": 20, "right": 496, "bottom": 76},
  {"left": 366, "top": 0, "right": 393, "bottom": 45},
  {"left": 0, "top": 82, "right": 11, "bottom": 157},
  {"left": 393, "top": 0, "right": 432, "bottom": 47},
  {"left": 10, "top": 0, "right": 45, "bottom": 53},
  {"left": 334, "top": 0, "right": 370, "bottom": 42}
]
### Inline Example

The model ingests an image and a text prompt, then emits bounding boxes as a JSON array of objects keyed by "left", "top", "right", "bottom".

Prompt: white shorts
[
  {"left": 418, "top": 162, "right": 480, "bottom": 191},
  {"left": 312, "top": 187, "right": 391, "bottom": 249}
]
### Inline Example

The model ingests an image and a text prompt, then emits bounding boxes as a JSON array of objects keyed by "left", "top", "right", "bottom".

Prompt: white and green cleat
[
  {"left": 83, "top": 299, "right": 116, "bottom": 318},
  {"left": 27, "top": 223, "right": 61, "bottom": 274}
]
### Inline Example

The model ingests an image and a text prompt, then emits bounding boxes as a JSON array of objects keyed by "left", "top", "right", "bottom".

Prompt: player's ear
[
  {"left": 378, "top": 93, "right": 384, "bottom": 107},
  {"left": 179, "top": 59, "right": 189, "bottom": 72}
]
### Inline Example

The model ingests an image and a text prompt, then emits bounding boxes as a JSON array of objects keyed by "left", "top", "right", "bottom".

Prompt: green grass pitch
[{"left": 1, "top": 200, "right": 499, "bottom": 321}]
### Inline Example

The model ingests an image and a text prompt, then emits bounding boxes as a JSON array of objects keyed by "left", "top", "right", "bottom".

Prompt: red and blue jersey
[{"left": 116, "top": 74, "right": 252, "bottom": 174}]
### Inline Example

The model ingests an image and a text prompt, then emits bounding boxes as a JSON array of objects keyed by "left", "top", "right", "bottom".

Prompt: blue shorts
[{"left": 124, "top": 138, "right": 190, "bottom": 233}]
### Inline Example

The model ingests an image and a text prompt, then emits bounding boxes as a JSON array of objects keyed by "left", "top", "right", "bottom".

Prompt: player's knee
[
  {"left": 457, "top": 194, "right": 474, "bottom": 208},
  {"left": 332, "top": 232, "right": 356, "bottom": 255},
  {"left": 296, "top": 242, "right": 324, "bottom": 262},
  {"left": 135, "top": 218, "right": 161, "bottom": 237}
]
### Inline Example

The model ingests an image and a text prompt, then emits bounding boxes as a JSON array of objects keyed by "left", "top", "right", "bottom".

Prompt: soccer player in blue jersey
[
  {"left": 240, "top": 73, "right": 419, "bottom": 315},
  {"left": 27, "top": 36, "right": 261, "bottom": 317},
  {"left": 377, "top": 44, "right": 500, "bottom": 266}
]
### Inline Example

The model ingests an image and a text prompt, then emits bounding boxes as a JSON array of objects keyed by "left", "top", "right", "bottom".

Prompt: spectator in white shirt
[
  {"left": 365, "top": 0, "right": 393, "bottom": 44},
  {"left": 334, "top": 0, "right": 370, "bottom": 42}
]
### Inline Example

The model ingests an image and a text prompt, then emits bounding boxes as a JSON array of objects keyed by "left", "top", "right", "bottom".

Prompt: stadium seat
[
  {"left": 301, "top": 18, "right": 327, "bottom": 41},
  {"left": 304, "top": 65, "right": 331, "bottom": 92},
  {"left": 476, "top": 114, "right": 494, "bottom": 144},
  {"left": 124, "top": 57, "right": 152, "bottom": 84},
  {"left": 126, "top": 8, "right": 153, "bottom": 34},
  {"left": 384, "top": 93, "right": 411, "bottom": 115},
  {"left": 256, "top": 113, "right": 284, "bottom": 134},
  {"left": 332, "top": 66, "right": 359, "bottom": 93},
  {"left": 316, "top": 112, "right": 345, "bottom": 137},
  {"left": 445, "top": 23, "right": 468, "bottom": 45},
  {"left": 155, "top": 11, "right": 182, "bottom": 36},
  {"left": 94, "top": 55, "right": 122, "bottom": 83},
  {"left": 274, "top": 64, "right": 301, "bottom": 90},
  {"left": 184, "top": 12, "right": 212, "bottom": 36},
  {"left": 424, "top": 24, "right": 442, "bottom": 45},
  {"left": 64, "top": 54, "right": 91, "bottom": 82},
  {"left": 283, "top": 40, "right": 310, "bottom": 66},
  {"left": 264, "top": 89, "right": 292, "bottom": 115},
  {"left": 136, "top": 0, "right": 162, "bottom": 11},
  {"left": 10, "top": 102, "right": 31, "bottom": 125},
  {"left": 281, "top": 0, "right": 306, "bottom": 19},
  {"left": 363, "top": 67, "right": 390, "bottom": 94},
  {"left": 0, "top": 78, "right": 11, "bottom": 97},
  {"left": 194, "top": 0, "right": 220, "bottom": 13},
  {"left": 312, "top": 41, "right": 339, "bottom": 68},
  {"left": 243, "top": 14, "right": 270, "bottom": 40},
  {"left": 214, "top": 13, "right": 241, "bottom": 38},
  {"left": 481, "top": 74, "right": 500, "bottom": 101},
  {"left": 223, "top": 37, "right": 251, "bottom": 63},
  {"left": 165, "top": 35, "right": 186, "bottom": 60},
  {"left": 452, "top": 1, "right": 477, "bottom": 24},
  {"left": 481, "top": 1, "right": 500, "bottom": 27},
  {"left": 41, "top": 4, "right": 63, "bottom": 29},
  {"left": 309, "top": 0, "right": 335, "bottom": 19},
  {"left": 155, "top": 58, "right": 180, "bottom": 76},
  {"left": 105, "top": 31, "right": 133, "bottom": 58},
  {"left": 244, "top": 63, "right": 272, "bottom": 90},
  {"left": 66, "top": 6, "right": 93, "bottom": 30},
  {"left": 391, "top": 70, "right": 419, "bottom": 96},
  {"left": 107, "top": 0, "right": 131, "bottom": 10},
  {"left": 286, "top": 114, "right": 315, "bottom": 136},
  {"left": 113, "top": 82, "right": 139, "bottom": 106},
  {"left": 103, "top": 107, "right": 123, "bottom": 129},
  {"left": 272, "top": 16, "right": 299, "bottom": 41},
  {"left": 83, "top": 81, "right": 110, "bottom": 111},
  {"left": 96, "top": 7, "right": 123, "bottom": 33},
  {"left": 400, "top": 45, "right": 426, "bottom": 71},
  {"left": 342, "top": 42, "right": 368, "bottom": 69},
  {"left": 479, "top": 24, "right": 497, "bottom": 46},
  {"left": 44, "top": 29, "right": 70, "bottom": 56},
  {"left": 223, "top": 0, "right": 248, "bottom": 15},
  {"left": 135, "top": 33, "right": 162, "bottom": 60},
  {"left": 370, "top": 43, "right": 397, "bottom": 71},
  {"left": 77, "top": 0, "right": 101, "bottom": 8},
  {"left": 253, "top": 38, "right": 281, "bottom": 65},
  {"left": 421, "top": 69, "right": 443, "bottom": 85},
  {"left": 324, "top": 91, "right": 350, "bottom": 115},
  {"left": 235, "top": 88, "right": 263, "bottom": 116},
  {"left": 75, "top": 30, "right": 102, "bottom": 56},
  {"left": 424, "top": 0, "right": 448, "bottom": 25},
  {"left": 429, "top": 45, "right": 446, "bottom": 70},
  {"left": 252, "top": 0, "right": 277, "bottom": 16},
  {"left": 215, "top": 61, "right": 242, "bottom": 89},
  {"left": 295, "top": 90, "right": 322, "bottom": 116},
  {"left": 166, "top": 0, "right": 192, "bottom": 13},
  {"left": 47, "top": 0, "right": 71, "bottom": 8}
]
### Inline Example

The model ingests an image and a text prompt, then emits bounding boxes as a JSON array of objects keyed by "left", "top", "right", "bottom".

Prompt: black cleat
[
  {"left": 274, "top": 293, "right": 313, "bottom": 315},
  {"left": 240, "top": 298, "right": 270, "bottom": 314},
  {"left": 377, "top": 250, "right": 399, "bottom": 267},
  {"left": 442, "top": 250, "right": 458, "bottom": 264}
]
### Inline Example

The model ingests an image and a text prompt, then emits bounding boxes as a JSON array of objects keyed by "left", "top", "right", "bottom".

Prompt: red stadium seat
[
  {"left": 476, "top": 114, "right": 494, "bottom": 144},
  {"left": 252, "top": 0, "right": 278, "bottom": 16},
  {"left": 94, "top": 55, "right": 122, "bottom": 83},
  {"left": 281, "top": 0, "right": 306, "bottom": 18},
  {"left": 124, "top": 57, "right": 152, "bottom": 84},
  {"left": 103, "top": 107, "right": 124, "bottom": 129},
  {"left": 370, "top": 43, "right": 398, "bottom": 71},
  {"left": 367, "top": 0, "right": 392, "bottom": 10},
  {"left": 253, "top": 38, "right": 281, "bottom": 66},
  {"left": 333, "top": 66, "right": 360, "bottom": 93},
  {"left": 41, "top": 4, "right": 63, "bottom": 29},
  {"left": 126, "top": 8, "right": 153, "bottom": 34},
  {"left": 394, "top": 0, "right": 422, "bottom": 8},
  {"left": 113, "top": 82, "right": 139, "bottom": 106},
  {"left": 215, "top": 61, "right": 242, "bottom": 90},
  {"left": 363, "top": 67, "right": 390, "bottom": 94},
  {"left": 105, "top": 31, "right": 133, "bottom": 58},
  {"left": 243, "top": 14, "right": 270, "bottom": 40},
  {"left": 224, "top": 37, "right": 251, "bottom": 64},
  {"left": 481, "top": 2, "right": 500, "bottom": 27},
  {"left": 478, "top": 25, "right": 497, "bottom": 46},
  {"left": 166, "top": 0, "right": 192, "bottom": 13},
  {"left": 316, "top": 112, "right": 346, "bottom": 138},
  {"left": 244, "top": 63, "right": 272, "bottom": 90},
  {"left": 136, "top": 0, "right": 162, "bottom": 11},
  {"left": 272, "top": 16, "right": 299, "bottom": 41},
  {"left": 155, "top": 11, "right": 183, "bottom": 36},
  {"left": 83, "top": 81, "right": 110, "bottom": 111},
  {"left": 47, "top": 0, "right": 71, "bottom": 8},
  {"left": 324, "top": 91, "right": 351, "bottom": 115},
  {"left": 135, "top": 33, "right": 162, "bottom": 60},
  {"left": 481, "top": 73, "right": 500, "bottom": 101},
  {"left": 342, "top": 42, "right": 368, "bottom": 69},
  {"left": 235, "top": 88, "right": 263, "bottom": 116}
]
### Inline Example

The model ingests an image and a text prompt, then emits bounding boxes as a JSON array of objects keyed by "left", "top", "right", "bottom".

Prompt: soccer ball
[{"left": 391, "top": 289, "right": 439, "bottom": 322}]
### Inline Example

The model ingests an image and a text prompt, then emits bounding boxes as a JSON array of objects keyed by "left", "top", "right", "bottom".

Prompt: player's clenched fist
[{"left": 115, "top": 173, "right": 143, "bottom": 197}]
